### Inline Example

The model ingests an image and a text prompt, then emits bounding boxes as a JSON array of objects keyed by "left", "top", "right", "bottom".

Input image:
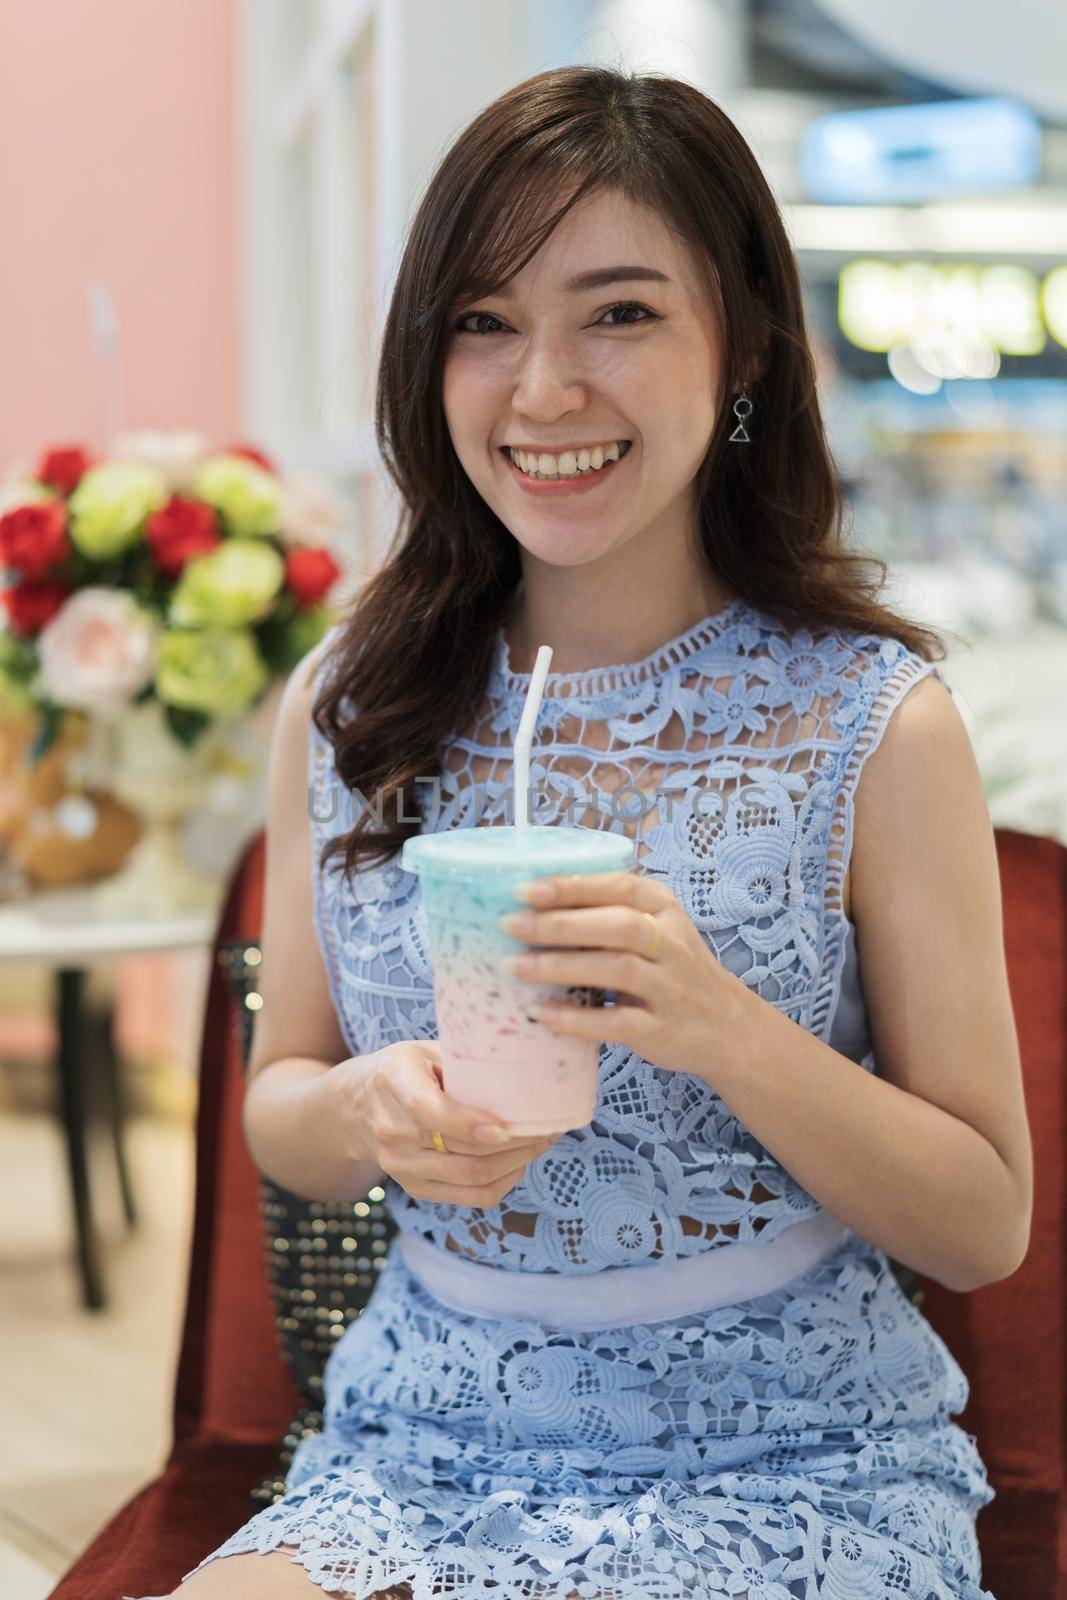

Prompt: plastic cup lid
[{"left": 399, "top": 823, "right": 634, "bottom": 877}]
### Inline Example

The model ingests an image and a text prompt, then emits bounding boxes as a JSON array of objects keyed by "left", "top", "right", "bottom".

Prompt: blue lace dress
[{"left": 176, "top": 600, "right": 997, "bottom": 1599}]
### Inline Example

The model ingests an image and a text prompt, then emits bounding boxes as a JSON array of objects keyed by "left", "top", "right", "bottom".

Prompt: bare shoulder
[
  {"left": 851, "top": 668, "right": 985, "bottom": 939},
  {"left": 283, "top": 624, "right": 340, "bottom": 716},
  {"left": 859, "top": 669, "right": 971, "bottom": 812},
  {"left": 267, "top": 626, "right": 341, "bottom": 783}
]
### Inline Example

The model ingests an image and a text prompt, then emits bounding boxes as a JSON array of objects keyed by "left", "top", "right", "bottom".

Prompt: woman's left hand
[{"left": 497, "top": 871, "right": 752, "bottom": 1080}]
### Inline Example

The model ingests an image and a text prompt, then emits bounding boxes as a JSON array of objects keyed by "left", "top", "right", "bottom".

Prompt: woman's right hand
[{"left": 349, "top": 1039, "right": 558, "bottom": 1208}]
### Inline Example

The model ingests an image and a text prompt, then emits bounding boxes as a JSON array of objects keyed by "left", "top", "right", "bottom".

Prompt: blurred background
[{"left": 1, "top": 3, "right": 1064, "bottom": 1595}]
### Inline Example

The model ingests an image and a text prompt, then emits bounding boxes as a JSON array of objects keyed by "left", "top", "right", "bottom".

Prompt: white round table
[{"left": 0, "top": 882, "right": 218, "bottom": 1311}]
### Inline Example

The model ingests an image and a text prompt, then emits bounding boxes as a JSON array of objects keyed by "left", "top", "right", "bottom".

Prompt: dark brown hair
[{"left": 314, "top": 64, "right": 952, "bottom": 884}]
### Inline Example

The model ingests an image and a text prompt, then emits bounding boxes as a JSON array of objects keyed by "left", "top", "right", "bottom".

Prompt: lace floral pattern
[
  {"left": 307, "top": 604, "right": 950, "bottom": 1274},
  {"left": 186, "top": 1231, "right": 993, "bottom": 1598},
  {"left": 159, "top": 603, "right": 995, "bottom": 1600}
]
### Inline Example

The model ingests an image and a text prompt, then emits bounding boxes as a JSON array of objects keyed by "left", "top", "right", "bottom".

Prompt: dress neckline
[{"left": 489, "top": 596, "right": 753, "bottom": 699}]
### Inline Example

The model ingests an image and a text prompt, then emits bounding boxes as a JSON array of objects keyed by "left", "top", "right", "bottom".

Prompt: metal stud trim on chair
[{"left": 215, "top": 938, "right": 398, "bottom": 1508}]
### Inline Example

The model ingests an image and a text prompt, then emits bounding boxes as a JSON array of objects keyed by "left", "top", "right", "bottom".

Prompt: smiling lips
[{"left": 504, "top": 439, "right": 633, "bottom": 483}]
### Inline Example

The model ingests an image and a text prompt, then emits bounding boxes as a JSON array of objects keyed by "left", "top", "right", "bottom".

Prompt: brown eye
[
  {"left": 453, "top": 312, "right": 507, "bottom": 335},
  {"left": 599, "top": 302, "right": 657, "bottom": 326}
]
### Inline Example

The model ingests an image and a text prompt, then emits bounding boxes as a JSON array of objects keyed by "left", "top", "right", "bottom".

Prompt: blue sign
[{"left": 800, "top": 97, "right": 1042, "bottom": 205}]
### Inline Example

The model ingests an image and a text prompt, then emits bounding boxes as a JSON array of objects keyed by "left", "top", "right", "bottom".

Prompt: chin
[{"left": 511, "top": 532, "right": 620, "bottom": 566}]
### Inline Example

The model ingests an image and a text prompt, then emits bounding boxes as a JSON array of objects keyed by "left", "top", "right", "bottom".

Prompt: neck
[{"left": 503, "top": 555, "right": 738, "bottom": 677}]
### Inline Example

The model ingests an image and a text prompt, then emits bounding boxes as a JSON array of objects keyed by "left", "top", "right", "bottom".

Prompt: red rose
[
  {"left": 285, "top": 546, "right": 340, "bottom": 608},
  {"left": 36, "top": 445, "right": 95, "bottom": 496},
  {"left": 2, "top": 578, "right": 72, "bottom": 635},
  {"left": 0, "top": 500, "right": 71, "bottom": 578},
  {"left": 226, "top": 442, "right": 277, "bottom": 474},
  {"left": 145, "top": 496, "right": 222, "bottom": 578}
]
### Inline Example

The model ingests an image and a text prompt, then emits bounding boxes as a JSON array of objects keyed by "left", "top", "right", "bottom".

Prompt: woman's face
[{"left": 441, "top": 187, "right": 725, "bottom": 572}]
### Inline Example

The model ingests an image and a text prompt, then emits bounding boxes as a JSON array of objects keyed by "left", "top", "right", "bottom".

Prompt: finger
[
  {"left": 406, "top": 1160, "right": 534, "bottom": 1209},
  {"left": 417, "top": 1038, "right": 445, "bottom": 1089},
  {"left": 535, "top": 998, "right": 650, "bottom": 1045},
  {"left": 432, "top": 1132, "right": 554, "bottom": 1158},
  {"left": 513, "top": 870, "right": 669, "bottom": 912},
  {"left": 500, "top": 903, "right": 656, "bottom": 954},
  {"left": 508, "top": 948, "right": 653, "bottom": 993},
  {"left": 410, "top": 1140, "right": 552, "bottom": 1187},
  {"left": 384, "top": 1046, "right": 515, "bottom": 1145},
  {"left": 413, "top": 1128, "right": 555, "bottom": 1160}
]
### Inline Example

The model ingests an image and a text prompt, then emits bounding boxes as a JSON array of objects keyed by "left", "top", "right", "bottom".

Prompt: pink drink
[{"left": 399, "top": 826, "right": 635, "bottom": 1135}]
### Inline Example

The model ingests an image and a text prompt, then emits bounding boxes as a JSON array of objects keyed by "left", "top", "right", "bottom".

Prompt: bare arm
[
  {"left": 241, "top": 632, "right": 387, "bottom": 1202},
  {"left": 711, "top": 673, "right": 1033, "bottom": 1292}
]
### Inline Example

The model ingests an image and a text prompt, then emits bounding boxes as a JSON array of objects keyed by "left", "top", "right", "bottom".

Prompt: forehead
[{"left": 492, "top": 187, "right": 707, "bottom": 302}]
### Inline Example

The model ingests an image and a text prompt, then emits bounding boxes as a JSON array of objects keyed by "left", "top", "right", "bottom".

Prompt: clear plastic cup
[{"left": 400, "top": 825, "right": 635, "bottom": 1135}]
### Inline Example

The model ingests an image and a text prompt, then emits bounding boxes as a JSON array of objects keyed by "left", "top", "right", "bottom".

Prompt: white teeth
[{"left": 508, "top": 440, "right": 629, "bottom": 480}]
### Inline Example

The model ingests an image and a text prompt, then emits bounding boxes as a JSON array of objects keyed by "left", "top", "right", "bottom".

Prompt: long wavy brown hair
[{"left": 313, "top": 64, "right": 952, "bottom": 885}]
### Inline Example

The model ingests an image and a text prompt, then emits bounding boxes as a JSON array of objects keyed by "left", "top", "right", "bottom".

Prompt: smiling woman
[
  {"left": 442, "top": 186, "right": 739, "bottom": 586},
  {"left": 130, "top": 60, "right": 1027, "bottom": 1600}
]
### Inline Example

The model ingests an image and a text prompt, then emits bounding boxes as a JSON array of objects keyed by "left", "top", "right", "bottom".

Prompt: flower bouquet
[{"left": 0, "top": 433, "right": 347, "bottom": 910}]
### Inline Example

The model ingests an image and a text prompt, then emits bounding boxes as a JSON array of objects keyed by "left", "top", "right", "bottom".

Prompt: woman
[{"left": 140, "top": 64, "right": 1031, "bottom": 1600}]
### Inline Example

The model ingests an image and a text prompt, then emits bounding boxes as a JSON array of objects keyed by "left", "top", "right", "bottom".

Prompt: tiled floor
[{"left": 0, "top": 1109, "right": 194, "bottom": 1598}]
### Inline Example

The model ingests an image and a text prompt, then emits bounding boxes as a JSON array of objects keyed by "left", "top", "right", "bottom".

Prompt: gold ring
[
  {"left": 430, "top": 1128, "right": 449, "bottom": 1155},
  {"left": 641, "top": 910, "right": 662, "bottom": 961}
]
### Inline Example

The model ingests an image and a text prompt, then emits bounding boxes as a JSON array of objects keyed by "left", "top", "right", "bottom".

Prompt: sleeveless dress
[{"left": 161, "top": 599, "right": 997, "bottom": 1600}]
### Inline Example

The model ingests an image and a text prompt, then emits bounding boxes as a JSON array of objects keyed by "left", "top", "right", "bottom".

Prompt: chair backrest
[
  {"left": 916, "top": 826, "right": 1066, "bottom": 1582},
  {"left": 171, "top": 830, "right": 302, "bottom": 1448}
]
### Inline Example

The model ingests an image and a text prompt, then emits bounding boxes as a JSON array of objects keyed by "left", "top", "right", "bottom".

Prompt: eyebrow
[{"left": 492, "top": 265, "right": 672, "bottom": 298}]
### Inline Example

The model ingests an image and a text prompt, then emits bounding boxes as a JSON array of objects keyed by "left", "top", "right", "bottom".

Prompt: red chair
[
  {"left": 46, "top": 834, "right": 303, "bottom": 1600},
  {"left": 46, "top": 827, "right": 1066, "bottom": 1600}
]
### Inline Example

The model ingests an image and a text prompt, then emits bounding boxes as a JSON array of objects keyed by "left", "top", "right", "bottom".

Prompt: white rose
[
  {"left": 111, "top": 430, "right": 212, "bottom": 493},
  {"left": 0, "top": 475, "right": 55, "bottom": 518},
  {"left": 277, "top": 468, "right": 352, "bottom": 551},
  {"left": 37, "top": 588, "right": 158, "bottom": 714}
]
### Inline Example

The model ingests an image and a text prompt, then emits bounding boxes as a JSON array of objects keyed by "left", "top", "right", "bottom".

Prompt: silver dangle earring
[{"left": 729, "top": 385, "right": 753, "bottom": 444}]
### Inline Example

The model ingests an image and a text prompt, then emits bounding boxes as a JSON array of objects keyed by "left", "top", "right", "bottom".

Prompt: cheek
[
  {"left": 611, "top": 340, "right": 718, "bottom": 442},
  {"left": 442, "top": 363, "right": 487, "bottom": 467},
  {"left": 442, "top": 366, "right": 514, "bottom": 514},
  {"left": 442, "top": 358, "right": 506, "bottom": 453},
  {"left": 639, "top": 384, "right": 718, "bottom": 479},
  {"left": 440, "top": 358, "right": 466, "bottom": 439},
  {"left": 670, "top": 379, "right": 718, "bottom": 469},
  {"left": 443, "top": 345, "right": 506, "bottom": 395}
]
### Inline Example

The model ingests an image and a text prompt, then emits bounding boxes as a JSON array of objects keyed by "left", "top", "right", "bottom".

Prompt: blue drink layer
[{"left": 400, "top": 824, "right": 634, "bottom": 880}]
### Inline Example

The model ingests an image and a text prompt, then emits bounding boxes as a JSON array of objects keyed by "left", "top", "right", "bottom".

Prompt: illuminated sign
[
  {"left": 838, "top": 260, "right": 1067, "bottom": 355},
  {"left": 801, "top": 98, "right": 1041, "bottom": 206}
]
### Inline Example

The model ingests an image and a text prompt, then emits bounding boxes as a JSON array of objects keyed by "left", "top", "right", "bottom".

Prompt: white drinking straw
[
  {"left": 513, "top": 644, "right": 553, "bottom": 828},
  {"left": 87, "top": 279, "right": 124, "bottom": 451}
]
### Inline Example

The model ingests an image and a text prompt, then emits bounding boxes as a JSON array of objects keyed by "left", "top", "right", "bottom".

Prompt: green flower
[
  {"left": 68, "top": 462, "right": 167, "bottom": 559},
  {"left": 193, "top": 454, "right": 282, "bottom": 538},
  {"left": 0, "top": 627, "right": 39, "bottom": 713},
  {"left": 169, "top": 538, "right": 284, "bottom": 627},
  {"left": 155, "top": 628, "right": 268, "bottom": 716},
  {"left": 0, "top": 670, "right": 33, "bottom": 715},
  {"left": 287, "top": 603, "right": 334, "bottom": 661}
]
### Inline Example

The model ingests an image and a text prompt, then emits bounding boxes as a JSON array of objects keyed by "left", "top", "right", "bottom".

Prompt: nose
[{"left": 510, "top": 330, "right": 586, "bottom": 420}]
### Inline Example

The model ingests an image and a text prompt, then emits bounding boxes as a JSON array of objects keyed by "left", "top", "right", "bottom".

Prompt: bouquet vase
[{"left": 90, "top": 700, "right": 220, "bottom": 917}]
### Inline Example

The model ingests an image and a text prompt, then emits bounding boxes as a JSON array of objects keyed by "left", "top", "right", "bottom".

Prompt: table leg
[
  {"left": 99, "top": 1002, "right": 138, "bottom": 1229},
  {"left": 56, "top": 966, "right": 106, "bottom": 1311}
]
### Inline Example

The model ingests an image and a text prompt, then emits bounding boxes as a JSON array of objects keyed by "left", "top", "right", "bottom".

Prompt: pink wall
[
  {"left": 0, "top": 2, "right": 241, "bottom": 1085},
  {"left": 0, "top": 0, "right": 240, "bottom": 463}
]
